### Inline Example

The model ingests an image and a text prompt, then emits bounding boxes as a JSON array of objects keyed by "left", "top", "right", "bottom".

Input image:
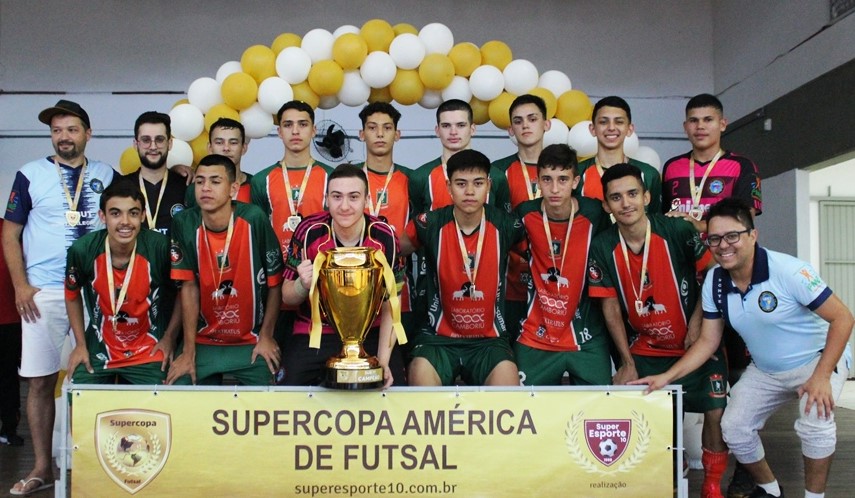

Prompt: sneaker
[
  {"left": 747, "top": 486, "right": 784, "bottom": 498},
  {"left": 0, "top": 432, "right": 24, "bottom": 446},
  {"left": 727, "top": 463, "right": 755, "bottom": 498}
]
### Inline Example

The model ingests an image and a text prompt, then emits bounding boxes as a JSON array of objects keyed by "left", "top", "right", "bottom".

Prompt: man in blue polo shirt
[{"left": 632, "top": 197, "right": 853, "bottom": 498}]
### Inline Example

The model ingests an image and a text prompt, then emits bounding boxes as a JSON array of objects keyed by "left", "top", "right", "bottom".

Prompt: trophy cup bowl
[{"left": 317, "top": 247, "right": 386, "bottom": 389}]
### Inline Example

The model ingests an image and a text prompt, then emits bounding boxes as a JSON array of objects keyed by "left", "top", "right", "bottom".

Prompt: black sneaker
[
  {"left": 727, "top": 463, "right": 755, "bottom": 498},
  {"left": 747, "top": 486, "right": 783, "bottom": 498},
  {"left": 0, "top": 432, "right": 24, "bottom": 446}
]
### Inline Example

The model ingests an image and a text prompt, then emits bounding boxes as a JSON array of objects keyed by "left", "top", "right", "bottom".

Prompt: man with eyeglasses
[
  {"left": 633, "top": 197, "right": 854, "bottom": 498},
  {"left": 587, "top": 163, "right": 728, "bottom": 498},
  {"left": 121, "top": 111, "right": 187, "bottom": 236}
]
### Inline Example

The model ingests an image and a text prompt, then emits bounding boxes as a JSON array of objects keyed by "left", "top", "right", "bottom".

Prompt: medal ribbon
[
  {"left": 688, "top": 149, "right": 723, "bottom": 211},
  {"left": 518, "top": 156, "right": 541, "bottom": 201},
  {"left": 280, "top": 160, "right": 314, "bottom": 217},
  {"left": 139, "top": 168, "right": 169, "bottom": 230},
  {"left": 54, "top": 156, "right": 87, "bottom": 216},
  {"left": 105, "top": 238, "right": 137, "bottom": 326},
  {"left": 363, "top": 164, "right": 395, "bottom": 217},
  {"left": 453, "top": 210, "right": 486, "bottom": 290},
  {"left": 201, "top": 212, "right": 235, "bottom": 296},
  {"left": 541, "top": 200, "right": 575, "bottom": 284},
  {"left": 617, "top": 219, "right": 652, "bottom": 315}
]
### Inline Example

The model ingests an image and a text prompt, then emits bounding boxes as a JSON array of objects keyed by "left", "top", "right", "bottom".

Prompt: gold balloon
[
  {"left": 469, "top": 97, "right": 490, "bottom": 125},
  {"left": 171, "top": 98, "right": 189, "bottom": 109},
  {"left": 369, "top": 86, "right": 393, "bottom": 103},
  {"left": 556, "top": 89, "right": 593, "bottom": 128},
  {"left": 418, "top": 54, "right": 455, "bottom": 90},
  {"left": 389, "top": 69, "right": 424, "bottom": 106},
  {"left": 480, "top": 40, "right": 513, "bottom": 70},
  {"left": 241, "top": 45, "right": 277, "bottom": 84},
  {"left": 221, "top": 72, "right": 259, "bottom": 110},
  {"left": 392, "top": 23, "right": 418, "bottom": 36},
  {"left": 205, "top": 104, "right": 240, "bottom": 131},
  {"left": 308, "top": 60, "right": 345, "bottom": 96},
  {"left": 528, "top": 87, "right": 558, "bottom": 119},
  {"left": 291, "top": 81, "right": 320, "bottom": 109},
  {"left": 448, "top": 42, "right": 481, "bottom": 77},
  {"left": 333, "top": 33, "right": 368, "bottom": 70},
  {"left": 361, "top": 19, "right": 395, "bottom": 52},
  {"left": 271, "top": 32, "right": 302, "bottom": 54},
  {"left": 190, "top": 131, "right": 210, "bottom": 166},
  {"left": 119, "top": 146, "right": 142, "bottom": 175},
  {"left": 488, "top": 92, "right": 516, "bottom": 129}
]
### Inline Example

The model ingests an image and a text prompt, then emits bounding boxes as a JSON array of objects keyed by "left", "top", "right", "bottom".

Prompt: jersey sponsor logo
[
  {"left": 66, "top": 266, "right": 80, "bottom": 290},
  {"left": 95, "top": 409, "right": 171, "bottom": 494},
  {"left": 90, "top": 178, "right": 105, "bottom": 193},
  {"left": 538, "top": 293, "right": 568, "bottom": 315},
  {"left": 680, "top": 278, "right": 689, "bottom": 298},
  {"left": 708, "top": 179, "right": 724, "bottom": 195},
  {"left": 265, "top": 249, "right": 280, "bottom": 267},
  {"left": 541, "top": 267, "right": 569, "bottom": 287},
  {"left": 449, "top": 311, "right": 486, "bottom": 329},
  {"left": 797, "top": 266, "right": 823, "bottom": 293},
  {"left": 452, "top": 282, "right": 483, "bottom": 301},
  {"left": 169, "top": 204, "right": 184, "bottom": 217},
  {"left": 587, "top": 262, "right": 602, "bottom": 283},
  {"left": 639, "top": 296, "right": 667, "bottom": 316},
  {"left": 256, "top": 268, "right": 266, "bottom": 286},
  {"left": 417, "top": 212, "right": 427, "bottom": 224},
  {"left": 6, "top": 191, "right": 19, "bottom": 212},
  {"left": 708, "top": 373, "right": 726, "bottom": 398},
  {"left": 169, "top": 244, "right": 182, "bottom": 264},
  {"left": 212, "top": 280, "right": 238, "bottom": 300},
  {"left": 758, "top": 291, "right": 777, "bottom": 313}
]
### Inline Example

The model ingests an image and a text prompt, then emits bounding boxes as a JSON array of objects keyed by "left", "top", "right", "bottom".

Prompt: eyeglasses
[
  {"left": 137, "top": 136, "right": 168, "bottom": 147},
  {"left": 704, "top": 229, "right": 751, "bottom": 247}
]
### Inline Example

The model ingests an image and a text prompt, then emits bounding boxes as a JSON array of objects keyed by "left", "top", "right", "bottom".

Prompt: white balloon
[
  {"left": 276, "top": 46, "right": 313, "bottom": 84},
  {"left": 169, "top": 104, "right": 205, "bottom": 142},
  {"left": 318, "top": 95, "right": 340, "bottom": 110},
  {"left": 389, "top": 33, "right": 425, "bottom": 70},
  {"left": 538, "top": 70, "right": 573, "bottom": 97},
  {"left": 418, "top": 23, "right": 454, "bottom": 55},
  {"left": 216, "top": 61, "right": 243, "bottom": 84},
  {"left": 567, "top": 120, "right": 598, "bottom": 157},
  {"left": 257, "top": 77, "right": 294, "bottom": 115},
  {"left": 503, "top": 59, "right": 539, "bottom": 96},
  {"left": 187, "top": 77, "right": 222, "bottom": 113},
  {"left": 333, "top": 25, "right": 360, "bottom": 38},
  {"left": 337, "top": 71, "right": 371, "bottom": 107},
  {"left": 301, "top": 28, "right": 334, "bottom": 63},
  {"left": 441, "top": 76, "right": 473, "bottom": 102},
  {"left": 543, "top": 118, "right": 569, "bottom": 147},
  {"left": 468, "top": 65, "right": 504, "bottom": 101},
  {"left": 166, "top": 139, "right": 193, "bottom": 168},
  {"left": 419, "top": 90, "right": 444, "bottom": 109},
  {"left": 631, "top": 145, "right": 662, "bottom": 172},
  {"left": 623, "top": 132, "right": 640, "bottom": 156},
  {"left": 240, "top": 103, "right": 274, "bottom": 139},
  {"left": 360, "top": 51, "right": 397, "bottom": 88}
]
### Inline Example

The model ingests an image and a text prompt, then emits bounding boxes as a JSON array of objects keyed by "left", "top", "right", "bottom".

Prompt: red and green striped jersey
[
  {"left": 575, "top": 157, "right": 662, "bottom": 215},
  {"left": 409, "top": 157, "right": 511, "bottom": 214}
]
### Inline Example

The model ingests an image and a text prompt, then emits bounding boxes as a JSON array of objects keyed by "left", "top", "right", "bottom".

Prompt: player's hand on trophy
[{"left": 296, "top": 259, "right": 314, "bottom": 295}]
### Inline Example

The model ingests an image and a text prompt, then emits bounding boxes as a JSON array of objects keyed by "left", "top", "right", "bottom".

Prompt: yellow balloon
[
  {"left": 528, "top": 87, "right": 558, "bottom": 119},
  {"left": 488, "top": 92, "right": 516, "bottom": 129},
  {"left": 308, "top": 60, "right": 345, "bottom": 96},
  {"left": 241, "top": 45, "right": 276, "bottom": 84},
  {"left": 361, "top": 19, "right": 395, "bottom": 52},
  {"left": 418, "top": 54, "right": 455, "bottom": 90},
  {"left": 171, "top": 98, "right": 189, "bottom": 109},
  {"left": 221, "top": 72, "right": 259, "bottom": 111},
  {"left": 190, "top": 131, "right": 210, "bottom": 166},
  {"left": 369, "top": 86, "right": 393, "bottom": 103},
  {"left": 389, "top": 69, "right": 424, "bottom": 106},
  {"left": 556, "top": 90, "right": 594, "bottom": 128},
  {"left": 480, "top": 40, "right": 513, "bottom": 70},
  {"left": 291, "top": 81, "right": 320, "bottom": 109},
  {"left": 205, "top": 104, "right": 240, "bottom": 131},
  {"left": 333, "top": 33, "right": 368, "bottom": 70},
  {"left": 448, "top": 42, "right": 481, "bottom": 77},
  {"left": 271, "top": 32, "right": 302, "bottom": 54},
  {"left": 469, "top": 97, "right": 490, "bottom": 125},
  {"left": 119, "top": 146, "right": 142, "bottom": 175},
  {"left": 393, "top": 23, "right": 418, "bottom": 36}
]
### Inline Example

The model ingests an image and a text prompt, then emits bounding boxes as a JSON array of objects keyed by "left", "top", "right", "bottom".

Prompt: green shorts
[
  {"left": 72, "top": 361, "right": 166, "bottom": 385},
  {"left": 514, "top": 342, "right": 611, "bottom": 386},
  {"left": 633, "top": 350, "right": 727, "bottom": 413},
  {"left": 172, "top": 343, "right": 273, "bottom": 386},
  {"left": 411, "top": 336, "right": 515, "bottom": 386}
]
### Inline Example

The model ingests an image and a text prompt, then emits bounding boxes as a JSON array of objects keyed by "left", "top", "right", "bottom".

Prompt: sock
[
  {"left": 759, "top": 480, "right": 781, "bottom": 496},
  {"left": 805, "top": 491, "right": 824, "bottom": 498},
  {"left": 701, "top": 448, "right": 728, "bottom": 494}
]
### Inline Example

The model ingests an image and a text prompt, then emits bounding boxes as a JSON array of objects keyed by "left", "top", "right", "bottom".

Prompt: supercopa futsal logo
[{"left": 96, "top": 410, "right": 171, "bottom": 494}]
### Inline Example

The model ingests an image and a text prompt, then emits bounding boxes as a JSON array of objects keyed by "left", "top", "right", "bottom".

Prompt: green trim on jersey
[{"left": 576, "top": 157, "right": 662, "bottom": 215}]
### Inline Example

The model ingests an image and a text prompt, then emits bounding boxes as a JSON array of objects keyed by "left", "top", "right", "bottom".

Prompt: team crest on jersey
[
  {"left": 90, "top": 178, "right": 105, "bottom": 193},
  {"left": 417, "top": 212, "right": 427, "bottom": 225},
  {"left": 551, "top": 240, "right": 561, "bottom": 255},
  {"left": 708, "top": 179, "right": 724, "bottom": 195},
  {"left": 376, "top": 190, "right": 388, "bottom": 206},
  {"left": 709, "top": 373, "right": 726, "bottom": 398},
  {"left": 587, "top": 262, "right": 602, "bottom": 283},
  {"left": 66, "top": 266, "right": 79, "bottom": 290},
  {"left": 96, "top": 409, "right": 171, "bottom": 495},
  {"left": 169, "top": 244, "right": 182, "bottom": 264},
  {"left": 290, "top": 187, "right": 301, "bottom": 201},
  {"left": 758, "top": 291, "right": 777, "bottom": 313},
  {"left": 170, "top": 204, "right": 184, "bottom": 217},
  {"left": 452, "top": 282, "right": 483, "bottom": 301}
]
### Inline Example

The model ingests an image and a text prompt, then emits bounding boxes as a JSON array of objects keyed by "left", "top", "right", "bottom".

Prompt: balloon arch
[{"left": 119, "top": 19, "right": 660, "bottom": 173}]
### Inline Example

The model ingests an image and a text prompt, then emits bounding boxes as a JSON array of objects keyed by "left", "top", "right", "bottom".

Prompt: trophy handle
[
  {"left": 366, "top": 220, "right": 407, "bottom": 348},
  {"left": 303, "top": 222, "right": 333, "bottom": 261},
  {"left": 367, "top": 220, "right": 396, "bottom": 263}
]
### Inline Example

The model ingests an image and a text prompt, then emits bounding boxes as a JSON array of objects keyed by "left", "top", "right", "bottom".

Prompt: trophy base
[{"left": 324, "top": 366, "right": 384, "bottom": 390}]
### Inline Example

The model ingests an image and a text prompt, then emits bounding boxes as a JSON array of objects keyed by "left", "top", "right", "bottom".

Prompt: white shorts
[{"left": 20, "top": 288, "right": 72, "bottom": 377}]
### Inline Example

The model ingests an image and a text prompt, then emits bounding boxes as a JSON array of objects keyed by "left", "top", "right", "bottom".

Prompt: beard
[
  {"left": 139, "top": 152, "right": 168, "bottom": 170},
  {"left": 54, "top": 141, "right": 81, "bottom": 162}
]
